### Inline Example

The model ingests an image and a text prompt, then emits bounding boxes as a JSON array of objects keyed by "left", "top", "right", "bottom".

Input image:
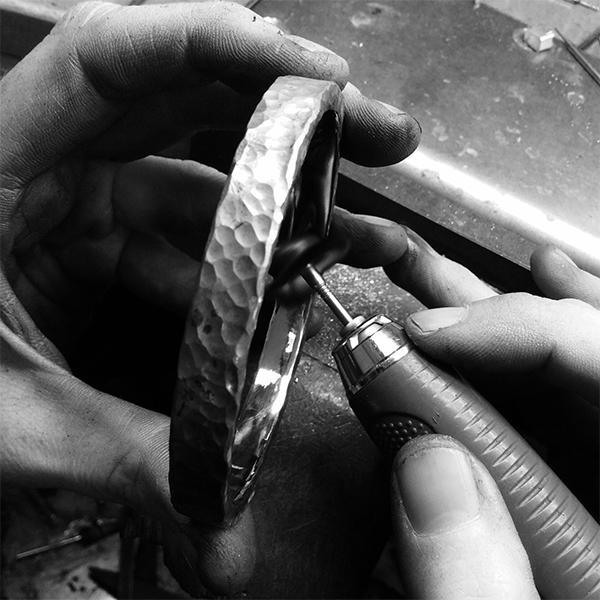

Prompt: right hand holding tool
[{"left": 383, "top": 235, "right": 599, "bottom": 598}]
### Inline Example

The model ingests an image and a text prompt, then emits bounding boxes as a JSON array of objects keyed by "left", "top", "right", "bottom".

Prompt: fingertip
[
  {"left": 530, "top": 246, "right": 571, "bottom": 299},
  {"left": 341, "top": 84, "right": 421, "bottom": 166},
  {"left": 391, "top": 436, "right": 538, "bottom": 600},
  {"left": 531, "top": 245, "right": 600, "bottom": 309},
  {"left": 331, "top": 209, "right": 408, "bottom": 268},
  {"left": 383, "top": 228, "right": 497, "bottom": 307},
  {"left": 531, "top": 245, "right": 577, "bottom": 275}
]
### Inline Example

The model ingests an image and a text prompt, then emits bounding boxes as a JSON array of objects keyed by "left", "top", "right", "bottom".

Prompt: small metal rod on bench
[{"left": 555, "top": 28, "right": 600, "bottom": 86}]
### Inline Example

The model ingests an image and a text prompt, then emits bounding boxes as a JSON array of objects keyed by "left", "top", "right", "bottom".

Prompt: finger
[
  {"left": 3, "top": 1, "right": 349, "bottom": 184},
  {"left": 384, "top": 228, "right": 497, "bottom": 307},
  {"left": 161, "top": 508, "right": 256, "bottom": 597},
  {"left": 275, "top": 209, "right": 408, "bottom": 299},
  {"left": 88, "top": 76, "right": 421, "bottom": 168},
  {"left": 187, "top": 509, "right": 256, "bottom": 596},
  {"left": 404, "top": 293, "right": 600, "bottom": 401},
  {"left": 87, "top": 83, "right": 260, "bottom": 161},
  {"left": 531, "top": 246, "right": 600, "bottom": 310},
  {"left": 332, "top": 208, "right": 408, "bottom": 268},
  {"left": 56, "top": 226, "right": 200, "bottom": 317},
  {"left": 70, "top": 2, "right": 348, "bottom": 94},
  {"left": 112, "top": 157, "right": 225, "bottom": 260},
  {"left": 392, "top": 435, "right": 539, "bottom": 600},
  {"left": 117, "top": 232, "right": 200, "bottom": 317},
  {"left": 341, "top": 83, "right": 421, "bottom": 166},
  {"left": 54, "top": 157, "right": 225, "bottom": 260},
  {"left": 49, "top": 157, "right": 222, "bottom": 314},
  {"left": 88, "top": 77, "right": 421, "bottom": 165}
]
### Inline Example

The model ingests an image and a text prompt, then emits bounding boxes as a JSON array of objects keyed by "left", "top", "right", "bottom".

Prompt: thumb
[
  {"left": 404, "top": 293, "right": 600, "bottom": 403},
  {"left": 392, "top": 435, "right": 538, "bottom": 600}
]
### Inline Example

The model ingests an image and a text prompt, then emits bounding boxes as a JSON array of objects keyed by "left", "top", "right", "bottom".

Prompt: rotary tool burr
[{"left": 302, "top": 263, "right": 600, "bottom": 599}]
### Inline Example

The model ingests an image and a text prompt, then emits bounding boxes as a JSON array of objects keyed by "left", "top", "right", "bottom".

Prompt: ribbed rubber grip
[{"left": 349, "top": 346, "right": 600, "bottom": 599}]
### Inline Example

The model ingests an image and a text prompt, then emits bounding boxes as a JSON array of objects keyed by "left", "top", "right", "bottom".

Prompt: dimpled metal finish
[{"left": 170, "top": 76, "right": 343, "bottom": 525}]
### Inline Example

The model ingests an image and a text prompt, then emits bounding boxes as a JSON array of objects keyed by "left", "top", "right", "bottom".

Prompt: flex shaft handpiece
[{"left": 302, "top": 264, "right": 600, "bottom": 599}]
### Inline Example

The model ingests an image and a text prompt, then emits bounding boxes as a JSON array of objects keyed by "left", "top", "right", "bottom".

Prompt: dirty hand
[
  {"left": 391, "top": 435, "right": 539, "bottom": 599},
  {"left": 380, "top": 236, "right": 599, "bottom": 597},
  {"left": 0, "top": 1, "right": 420, "bottom": 594},
  {"left": 388, "top": 241, "right": 600, "bottom": 404}
]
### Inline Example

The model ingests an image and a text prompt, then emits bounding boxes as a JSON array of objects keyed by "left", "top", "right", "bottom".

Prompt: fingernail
[
  {"left": 395, "top": 445, "right": 480, "bottom": 534},
  {"left": 355, "top": 214, "right": 399, "bottom": 228},
  {"left": 408, "top": 306, "right": 467, "bottom": 334}
]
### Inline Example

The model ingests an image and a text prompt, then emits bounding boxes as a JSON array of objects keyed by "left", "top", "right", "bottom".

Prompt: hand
[
  {"left": 385, "top": 235, "right": 599, "bottom": 508},
  {"left": 377, "top": 233, "right": 599, "bottom": 597},
  {"left": 391, "top": 435, "right": 539, "bottom": 599},
  {"left": 393, "top": 241, "right": 600, "bottom": 404},
  {"left": 0, "top": 1, "right": 419, "bottom": 594}
]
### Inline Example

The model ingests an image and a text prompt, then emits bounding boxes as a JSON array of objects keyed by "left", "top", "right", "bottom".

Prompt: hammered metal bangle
[{"left": 169, "top": 76, "right": 343, "bottom": 525}]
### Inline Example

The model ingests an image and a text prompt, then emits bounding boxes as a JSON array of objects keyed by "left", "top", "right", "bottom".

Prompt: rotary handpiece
[{"left": 302, "top": 264, "right": 600, "bottom": 599}]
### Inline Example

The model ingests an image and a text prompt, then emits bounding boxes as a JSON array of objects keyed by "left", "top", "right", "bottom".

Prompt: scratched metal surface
[{"left": 256, "top": 0, "right": 600, "bottom": 275}]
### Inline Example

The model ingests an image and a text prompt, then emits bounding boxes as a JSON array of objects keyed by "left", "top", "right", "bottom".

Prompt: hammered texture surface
[{"left": 170, "top": 76, "right": 343, "bottom": 524}]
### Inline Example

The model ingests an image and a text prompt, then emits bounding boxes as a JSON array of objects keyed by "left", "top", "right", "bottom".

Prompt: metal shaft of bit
[
  {"left": 301, "top": 264, "right": 354, "bottom": 326},
  {"left": 555, "top": 29, "right": 600, "bottom": 86}
]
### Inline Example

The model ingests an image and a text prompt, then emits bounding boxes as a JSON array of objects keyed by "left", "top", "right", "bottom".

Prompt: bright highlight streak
[{"left": 394, "top": 148, "right": 600, "bottom": 275}]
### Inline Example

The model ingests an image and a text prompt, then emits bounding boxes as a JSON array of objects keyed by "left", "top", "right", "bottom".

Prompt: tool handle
[{"left": 349, "top": 345, "right": 600, "bottom": 599}]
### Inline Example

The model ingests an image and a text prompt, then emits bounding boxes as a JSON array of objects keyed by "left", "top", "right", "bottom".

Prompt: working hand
[
  {"left": 381, "top": 235, "right": 599, "bottom": 597},
  {"left": 391, "top": 434, "right": 539, "bottom": 599},
  {"left": 386, "top": 234, "right": 599, "bottom": 475},
  {"left": 390, "top": 241, "right": 600, "bottom": 404},
  {"left": 0, "top": 1, "right": 419, "bottom": 594}
]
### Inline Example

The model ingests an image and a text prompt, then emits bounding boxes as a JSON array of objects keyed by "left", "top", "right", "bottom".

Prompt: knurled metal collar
[{"left": 169, "top": 76, "right": 343, "bottom": 525}]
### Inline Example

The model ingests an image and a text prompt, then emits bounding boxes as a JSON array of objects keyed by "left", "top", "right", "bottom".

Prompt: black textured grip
[{"left": 368, "top": 413, "right": 433, "bottom": 456}]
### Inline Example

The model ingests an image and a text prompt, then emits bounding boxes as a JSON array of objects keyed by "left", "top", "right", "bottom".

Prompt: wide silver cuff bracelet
[{"left": 169, "top": 76, "right": 343, "bottom": 525}]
